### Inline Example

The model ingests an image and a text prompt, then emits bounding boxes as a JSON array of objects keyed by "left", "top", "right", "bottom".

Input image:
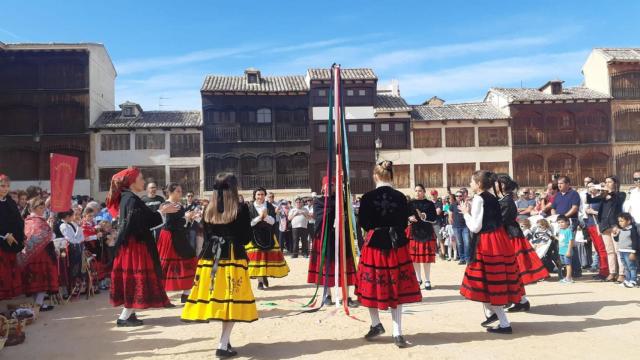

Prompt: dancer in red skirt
[
  {"left": 0, "top": 174, "right": 25, "bottom": 301},
  {"left": 459, "top": 170, "right": 524, "bottom": 334},
  {"left": 107, "top": 168, "right": 179, "bottom": 327},
  {"left": 307, "top": 176, "right": 357, "bottom": 306},
  {"left": 21, "top": 197, "right": 58, "bottom": 311},
  {"left": 157, "top": 182, "right": 197, "bottom": 303},
  {"left": 495, "top": 175, "right": 548, "bottom": 314},
  {"left": 407, "top": 184, "right": 437, "bottom": 290},
  {"left": 356, "top": 161, "right": 422, "bottom": 348}
]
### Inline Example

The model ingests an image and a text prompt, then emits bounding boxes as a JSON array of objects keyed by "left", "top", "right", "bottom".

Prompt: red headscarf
[{"left": 106, "top": 168, "right": 141, "bottom": 217}]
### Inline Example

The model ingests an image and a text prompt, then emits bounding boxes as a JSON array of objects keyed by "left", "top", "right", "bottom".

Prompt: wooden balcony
[
  {"left": 349, "top": 177, "right": 374, "bottom": 194},
  {"left": 615, "top": 129, "right": 640, "bottom": 142},
  {"left": 276, "top": 125, "right": 308, "bottom": 140},
  {"left": 513, "top": 129, "right": 544, "bottom": 145},
  {"left": 380, "top": 133, "right": 407, "bottom": 149},
  {"left": 546, "top": 129, "right": 576, "bottom": 145},
  {"left": 579, "top": 131, "right": 609, "bottom": 144},
  {"left": 276, "top": 173, "right": 309, "bottom": 189},
  {"left": 241, "top": 126, "right": 272, "bottom": 141},
  {"left": 205, "top": 125, "right": 239, "bottom": 142}
]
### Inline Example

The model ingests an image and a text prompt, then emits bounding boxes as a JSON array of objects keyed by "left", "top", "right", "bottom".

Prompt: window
[
  {"left": 394, "top": 123, "right": 404, "bottom": 131},
  {"left": 358, "top": 89, "right": 366, "bottom": 96},
  {"left": 480, "top": 162, "right": 510, "bottom": 175},
  {"left": 98, "top": 168, "right": 126, "bottom": 191},
  {"left": 138, "top": 166, "right": 166, "bottom": 188},
  {"left": 347, "top": 89, "right": 354, "bottom": 96},
  {"left": 318, "top": 89, "right": 327, "bottom": 97},
  {"left": 447, "top": 163, "right": 476, "bottom": 187},
  {"left": 381, "top": 123, "right": 390, "bottom": 132},
  {"left": 257, "top": 108, "right": 271, "bottom": 123},
  {"left": 348, "top": 124, "right": 358, "bottom": 132},
  {"left": 135, "top": 134, "right": 165, "bottom": 150},
  {"left": 247, "top": 74, "right": 258, "bottom": 84},
  {"left": 170, "top": 133, "right": 200, "bottom": 157},
  {"left": 362, "top": 124, "right": 372, "bottom": 132},
  {"left": 413, "top": 129, "right": 442, "bottom": 148},
  {"left": 414, "top": 164, "right": 443, "bottom": 187},
  {"left": 445, "top": 128, "right": 475, "bottom": 147},
  {"left": 478, "top": 127, "right": 508, "bottom": 147},
  {"left": 101, "top": 134, "right": 130, "bottom": 151},
  {"left": 170, "top": 167, "right": 200, "bottom": 195},
  {"left": 123, "top": 107, "right": 134, "bottom": 117},
  {"left": 257, "top": 155, "right": 273, "bottom": 172},
  {"left": 206, "top": 110, "right": 236, "bottom": 124},
  {"left": 318, "top": 124, "right": 327, "bottom": 133},
  {"left": 394, "top": 165, "right": 410, "bottom": 189}
]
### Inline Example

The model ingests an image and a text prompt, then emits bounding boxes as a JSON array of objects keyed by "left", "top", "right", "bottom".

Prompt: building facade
[
  {"left": 91, "top": 101, "right": 202, "bottom": 199},
  {"left": 201, "top": 69, "right": 310, "bottom": 198},
  {"left": 0, "top": 42, "right": 115, "bottom": 194},
  {"left": 583, "top": 48, "right": 640, "bottom": 184},
  {"left": 486, "top": 81, "right": 612, "bottom": 187},
  {"left": 385, "top": 101, "right": 512, "bottom": 192}
]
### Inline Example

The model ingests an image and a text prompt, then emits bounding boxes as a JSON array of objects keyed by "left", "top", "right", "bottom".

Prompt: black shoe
[
  {"left": 481, "top": 313, "right": 498, "bottom": 327},
  {"left": 393, "top": 335, "right": 409, "bottom": 348},
  {"left": 347, "top": 297, "right": 359, "bottom": 308},
  {"left": 424, "top": 281, "right": 432, "bottom": 290},
  {"left": 364, "top": 323, "right": 385, "bottom": 340},
  {"left": 323, "top": 296, "right": 334, "bottom": 306},
  {"left": 164, "top": 302, "right": 176, "bottom": 308},
  {"left": 418, "top": 280, "right": 423, "bottom": 286},
  {"left": 40, "top": 304, "right": 54, "bottom": 312},
  {"left": 257, "top": 282, "right": 265, "bottom": 290},
  {"left": 458, "top": 260, "right": 466, "bottom": 265},
  {"left": 263, "top": 277, "right": 269, "bottom": 288},
  {"left": 487, "top": 325, "right": 513, "bottom": 334},
  {"left": 116, "top": 316, "right": 144, "bottom": 327},
  {"left": 181, "top": 294, "right": 189, "bottom": 304},
  {"left": 215, "top": 348, "right": 238, "bottom": 358},
  {"left": 508, "top": 301, "right": 530, "bottom": 312},
  {"left": 592, "top": 274, "right": 607, "bottom": 281},
  {"left": 292, "top": 254, "right": 299, "bottom": 258}
]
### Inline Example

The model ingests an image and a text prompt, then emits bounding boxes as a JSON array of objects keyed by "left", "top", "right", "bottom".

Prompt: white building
[
  {"left": 90, "top": 101, "right": 202, "bottom": 199},
  {"left": 380, "top": 100, "right": 512, "bottom": 193}
]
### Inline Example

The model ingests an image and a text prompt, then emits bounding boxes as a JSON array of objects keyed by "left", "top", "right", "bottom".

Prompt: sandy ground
[{"left": 3, "top": 257, "right": 640, "bottom": 360}]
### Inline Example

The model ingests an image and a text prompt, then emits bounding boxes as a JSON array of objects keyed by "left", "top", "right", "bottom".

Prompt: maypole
[{"left": 333, "top": 65, "right": 342, "bottom": 309}]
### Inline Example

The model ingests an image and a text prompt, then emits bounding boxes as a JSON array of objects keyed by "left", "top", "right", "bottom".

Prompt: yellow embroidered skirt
[
  {"left": 245, "top": 236, "right": 290, "bottom": 278},
  {"left": 181, "top": 250, "right": 258, "bottom": 323}
]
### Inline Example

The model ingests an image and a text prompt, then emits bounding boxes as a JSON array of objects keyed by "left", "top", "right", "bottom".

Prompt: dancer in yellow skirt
[
  {"left": 246, "top": 187, "right": 289, "bottom": 290},
  {"left": 181, "top": 173, "right": 258, "bottom": 358}
]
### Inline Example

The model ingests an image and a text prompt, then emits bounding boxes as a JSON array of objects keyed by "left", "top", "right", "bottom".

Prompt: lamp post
[{"left": 374, "top": 137, "right": 382, "bottom": 162}]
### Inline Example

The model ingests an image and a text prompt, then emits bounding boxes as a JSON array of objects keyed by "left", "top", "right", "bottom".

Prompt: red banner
[{"left": 50, "top": 153, "right": 78, "bottom": 212}]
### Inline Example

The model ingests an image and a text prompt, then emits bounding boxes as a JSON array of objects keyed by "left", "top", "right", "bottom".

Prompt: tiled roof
[
  {"left": 595, "top": 48, "right": 640, "bottom": 62},
  {"left": 201, "top": 75, "right": 308, "bottom": 92},
  {"left": 375, "top": 94, "right": 411, "bottom": 112},
  {"left": 488, "top": 87, "right": 611, "bottom": 102},
  {"left": 412, "top": 102, "right": 508, "bottom": 121},
  {"left": 307, "top": 68, "right": 377, "bottom": 80},
  {"left": 92, "top": 111, "right": 202, "bottom": 129}
]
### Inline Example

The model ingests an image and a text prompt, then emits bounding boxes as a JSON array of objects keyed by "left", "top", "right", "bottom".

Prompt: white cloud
[{"left": 397, "top": 50, "right": 590, "bottom": 104}]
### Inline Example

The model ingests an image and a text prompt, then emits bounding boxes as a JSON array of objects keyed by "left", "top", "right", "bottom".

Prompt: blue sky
[{"left": 2, "top": 0, "right": 639, "bottom": 110}]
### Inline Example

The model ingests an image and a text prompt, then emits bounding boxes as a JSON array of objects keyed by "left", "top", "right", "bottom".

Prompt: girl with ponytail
[{"left": 458, "top": 170, "right": 524, "bottom": 334}]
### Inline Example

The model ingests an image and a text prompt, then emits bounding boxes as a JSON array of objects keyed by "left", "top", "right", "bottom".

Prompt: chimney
[
  {"left": 119, "top": 101, "right": 142, "bottom": 117},
  {"left": 245, "top": 68, "right": 261, "bottom": 84},
  {"left": 539, "top": 80, "right": 564, "bottom": 95},
  {"left": 422, "top": 96, "right": 445, "bottom": 106}
]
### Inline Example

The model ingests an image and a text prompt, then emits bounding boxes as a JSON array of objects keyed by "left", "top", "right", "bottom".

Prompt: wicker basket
[
  {"left": 0, "top": 315, "right": 25, "bottom": 347},
  {"left": 0, "top": 316, "right": 8, "bottom": 350}
]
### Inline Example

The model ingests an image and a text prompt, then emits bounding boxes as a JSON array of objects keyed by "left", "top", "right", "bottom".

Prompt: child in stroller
[{"left": 529, "top": 217, "right": 563, "bottom": 279}]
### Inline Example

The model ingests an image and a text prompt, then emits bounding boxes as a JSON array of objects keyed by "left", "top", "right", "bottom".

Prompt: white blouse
[
  {"left": 60, "top": 221, "right": 84, "bottom": 245},
  {"left": 463, "top": 194, "right": 485, "bottom": 234},
  {"left": 251, "top": 201, "right": 275, "bottom": 227}
]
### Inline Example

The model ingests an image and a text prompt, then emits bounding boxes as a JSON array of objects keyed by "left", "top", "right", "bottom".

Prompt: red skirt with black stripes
[
  {"left": 460, "top": 228, "right": 524, "bottom": 306},
  {"left": 307, "top": 232, "right": 357, "bottom": 286},
  {"left": 406, "top": 226, "right": 437, "bottom": 264},
  {"left": 157, "top": 229, "right": 198, "bottom": 291},
  {"left": 355, "top": 230, "right": 422, "bottom": 310},
  {"left": 512, "top": 236, "right": 549, "bottom": 285}
]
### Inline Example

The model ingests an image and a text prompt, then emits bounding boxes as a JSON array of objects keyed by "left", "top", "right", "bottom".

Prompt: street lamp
[{"left": 374, "top": 137, "right": 382, "bottom": 162}]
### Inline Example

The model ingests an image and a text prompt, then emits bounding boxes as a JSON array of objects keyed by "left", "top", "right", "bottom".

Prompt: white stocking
[
  {"left": 413, "top": 263, "right": 422, "bottom": 282},
  {"left": 483, "top": 303, "right": 494, "bottom": 318},
  {"left": 391, "top": 305, "right": 403, "bottom": 336},
  {"left": 423, "top": 263, "right": 431, "bottom": 283},
  {"left": 219, "top": 322, "right": 235, "bottom": 350},
  {"left": 34, "top": 292, "right": 46, "bottom": 306},
  {"left": 520, "top": 295, "right": 528, "bottom": 304},
  {"left": 119, "top": 307, "right": 134, "bottom": 320},
  {"left": 368, "top": 308, "right": 381, "bottom": 326},
  {"left": 492, "top": 305, "right": 510, "bottom": 328},
  {"left": 182, "top": 289, "right": 191, "bottom": 295}
]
